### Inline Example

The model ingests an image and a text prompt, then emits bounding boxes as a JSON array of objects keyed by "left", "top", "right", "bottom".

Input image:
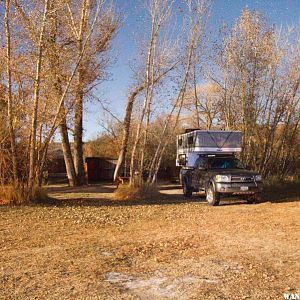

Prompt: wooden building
[
  {"left": 46, "top": 142, "right": 179, "bottom": 183},
  {"left": 85, "top": 157, "right": 118, "bottom": 183}
]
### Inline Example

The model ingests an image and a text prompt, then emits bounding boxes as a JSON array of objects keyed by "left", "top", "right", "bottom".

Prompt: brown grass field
[{"left": 0, "top": 182, "right": 299, "bottom": 299}]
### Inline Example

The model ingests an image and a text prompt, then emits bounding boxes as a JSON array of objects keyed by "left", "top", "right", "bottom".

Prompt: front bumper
[{"left": 215, "top": 182, "right": 263, "bottom": 194}]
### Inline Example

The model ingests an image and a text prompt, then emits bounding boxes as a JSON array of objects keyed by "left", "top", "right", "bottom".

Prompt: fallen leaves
[{"left": 0, "top": 184, "right": 299, "bottom": 299}]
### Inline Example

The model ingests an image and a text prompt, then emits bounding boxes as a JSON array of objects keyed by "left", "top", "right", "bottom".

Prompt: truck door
[{"left": 192, "top": 157, "right": 207, "bottom": 190}]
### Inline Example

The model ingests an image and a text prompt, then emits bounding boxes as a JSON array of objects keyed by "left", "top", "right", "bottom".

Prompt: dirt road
[{"left": 0, "top": 184, "right": 299, "bottom": 299}]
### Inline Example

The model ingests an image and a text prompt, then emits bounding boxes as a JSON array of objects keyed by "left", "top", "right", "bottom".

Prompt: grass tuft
[
  {"left": 0, "top": 183, "right": 50, "bottom": 205},
  {"left": 113, "top": 183, "right": 160, "bottom": 201}
]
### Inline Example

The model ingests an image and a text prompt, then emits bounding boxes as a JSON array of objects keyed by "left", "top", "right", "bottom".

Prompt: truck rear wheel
[
  {"left": 182, "top": 178, "right": 193, "bottom": 197},
  {"left": 206, "top": 183, "right": 220, "bottom": 206}
]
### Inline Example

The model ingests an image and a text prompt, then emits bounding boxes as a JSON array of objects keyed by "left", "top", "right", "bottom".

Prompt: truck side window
[
  {"left": 188, "top": 136, "right": 193, "bottom": 145},
  {"left": 195, "top": 157, "right": 206, "bottom": 169}
]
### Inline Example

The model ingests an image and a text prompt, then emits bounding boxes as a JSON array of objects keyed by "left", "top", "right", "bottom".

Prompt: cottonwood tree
[
  {"left": 260, "top": 33, "right": 300, "bottom": 177},
  {"left": 0, "top": 73, "right": 10, "bottom": 184},
  {"left": 48, "top": 0, "right": 119, "bottom": 186},
  {"left": 183, "top": 81, "right": 220, "bottom": 129},
  {"left": 43, "top": 1, "right": 77, "bottom": 186},
  {"left": 212, "top": 9, "right": 300, "bottom": 176},
  {"left": 0, "top": 0, "right": 119, "bottom": 199},
  {"left": 39, "top": 0, "right": 118, "bottom": 187},
  {"left": 115, "top": 0, "right": 210, "bottom": 185},
  {"left": 114, "top": 0, "right": 179, "bottom": 183},
  {"left": 146, "top": 0, "right": 211, "bottom": 183},
  {"left": 128, "top": 0, "right": 178, "bottom": 185},
  {"left": 4, "top": 0, "right": 18, "bottom": 185},
  {"left": 27, "top": 0, "right": 50, "bottom": 189}
]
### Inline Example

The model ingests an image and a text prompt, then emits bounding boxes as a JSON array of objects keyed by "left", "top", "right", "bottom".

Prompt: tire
[
  {"left": 182, "top": 178, "right": 193, "bottom": 198},
  {"left": 246, "top": 196, "right": 255, "bottom": 204},
  {"left": 255, "top": 192, "right": 262, "bottom": 203},
  {"left": 206, "top": 183, "right": 220, "bottom": 206},
  {"left": 247, "top": 193, "right": 262, "bottom": 204}
]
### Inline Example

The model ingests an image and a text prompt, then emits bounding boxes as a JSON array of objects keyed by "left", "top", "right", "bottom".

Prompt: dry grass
[
  {"left": 0, "top": 183, "right": 49, "bottom": 205},
  {"left": 113, "top": 183, "right": 160, "bottom": 201},
  {"left": 0, "top": 183, "right": 299, "bottom": 299}
]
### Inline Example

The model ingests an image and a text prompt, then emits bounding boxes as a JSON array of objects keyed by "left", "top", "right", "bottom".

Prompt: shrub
[
  {"left": 113, "top": 183, "right": 160, "bottom": 201},
  {"left": 263, "top": 178, "right": 300, "bottom": 202},
  {"left": 264, "top": 177, "right": 300, "bottom": 190},
  {"left": 0, "top": 183, "right": 49, "bottom": 205}
]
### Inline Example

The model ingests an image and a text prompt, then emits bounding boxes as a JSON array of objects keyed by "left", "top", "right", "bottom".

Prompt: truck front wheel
[
  {"left": 206, "top": 183, "right": 220, "bottom": 206},
  {"left": 247, "top": 193, "right": 262, "bottom": 204}
]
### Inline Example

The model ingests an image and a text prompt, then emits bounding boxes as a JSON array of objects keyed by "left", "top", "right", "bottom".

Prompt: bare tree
[
  {"left": 28, "top": 0, "right": 50, "bottom": 188},
  {"left": 46, "top": 2, "right": 78, "bottom": 186},
  {"left": 4, "top": 0, "right": 18, "bottom": 184},
  {"left": 129, "top": 0, "right": 176, "bottom": 185},
  {"left": 147, "top": 0, "right": 210, "bottom": 183},
  {"left": 0, "top": 0, "right": 118, "bottom": 198},
  {"left": 212, "top": 9, "right": 300, "bottom": 177},
  {"left": 183, "top": 81, "right": 220, "bottom": 129},
  {"left": 113, "top": 85, "right": 145, "bottom": 181},
  {"left": 34, "top": 0, "right": 115, "bottom": 186},
  {"left": 113, "top": 0, "right": 179, "bottom": 183},
  {"left": 65, "top": 0, "right": 119, "bottom": 185}
]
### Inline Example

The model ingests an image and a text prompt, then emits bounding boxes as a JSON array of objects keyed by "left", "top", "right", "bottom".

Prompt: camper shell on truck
[{"left": 177, "top": 130, "right": 263, "bottom": 206}]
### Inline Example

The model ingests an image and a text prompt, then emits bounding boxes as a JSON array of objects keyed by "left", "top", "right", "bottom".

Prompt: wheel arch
[{"left": 205, "top": 178, "right": 215, "bottom": 192}]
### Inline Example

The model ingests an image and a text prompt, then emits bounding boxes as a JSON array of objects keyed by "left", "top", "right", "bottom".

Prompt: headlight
[
  {"left": 215, "top": 175, "right": 231, "bottom": 182},
  {"left": 255, "top": 175, "right": 262, "bottom": 181}
]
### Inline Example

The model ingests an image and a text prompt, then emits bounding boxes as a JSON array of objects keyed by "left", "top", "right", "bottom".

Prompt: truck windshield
[{"left": 208, "top": 157, "right": 244, "bottom": 169}]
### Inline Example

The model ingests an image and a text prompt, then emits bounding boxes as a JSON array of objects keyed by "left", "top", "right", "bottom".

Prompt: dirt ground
[{"left": 0, "top": 183, "right": 299, "bottom": 299}]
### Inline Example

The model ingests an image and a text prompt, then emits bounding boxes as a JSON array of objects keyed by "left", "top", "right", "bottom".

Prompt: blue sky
[{"left": 84, "top": 0, "right": 300, "bottom": 140}]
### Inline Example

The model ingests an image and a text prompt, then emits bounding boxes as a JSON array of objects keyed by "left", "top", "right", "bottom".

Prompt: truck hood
[{"left": 209, "top": 169, "right": 259, "bottom": 176}]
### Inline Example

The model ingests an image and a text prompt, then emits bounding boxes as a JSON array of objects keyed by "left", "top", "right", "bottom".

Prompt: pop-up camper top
[{"left": 176, "top": 130, "right": 242, "bottom": 167}]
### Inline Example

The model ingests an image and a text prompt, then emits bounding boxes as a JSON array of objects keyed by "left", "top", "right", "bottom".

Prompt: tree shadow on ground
[
  {"left": 158, "top": 184, "right": 182, "bottom": 190},
  {"left": 264, "top": 194, "right": 299, "bottom": 203},
  {"left": 41, "top": 183, "right": 201, "bottom": 207},
  {"left": 45, "top": 183, "right": 115, "bottom": 194},
  {"left": 41, "top": 181, "right": 299, "bottom": 208},
  {"left": 44, "top": 193, "right": 201, "bottom": 208},
  {"left": 263, "top": 181, "right": 300, "bottom": 203}
]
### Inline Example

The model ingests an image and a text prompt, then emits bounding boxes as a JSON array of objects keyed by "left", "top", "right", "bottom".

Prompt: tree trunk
[
  {"left": 129, "top": 14, "right": 157, "bottom": 184},
  {"left": 36, "top": 0, "right": 100, "bottom": 170},
  {"left": 60, "top": 119, "right": 77, "bottom": 187},
  {"left": 193, "top": 67, "right": 201, "bottom": 128},
  {"left": 73, "top": 76, "right": 85, "bottom": 185},
  {"left": 113, "top": 85, "right": 144, "bottom": 181},
  {"left": 48, "top": 2, "right": 78, "bottom": 187},
  {"left": 113, "top": 59, "right": 178, "bottom": 183},
  {"left": 147, "top": 24, "right": 195, "bottom": 183},
  {"left": 28, "top": 0, "right": 49, "bottom": 188},
  {"left": 73, "top": 0, "right": 90, "bottom": 185},
  {"left": 4, "top": 0, "right": 18, "bottom": 184}
]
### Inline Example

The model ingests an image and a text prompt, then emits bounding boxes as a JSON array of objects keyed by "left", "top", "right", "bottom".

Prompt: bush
[
  {"left": 264, "top": 177, "right": 300, "bottom": 190},
  {"left": 113, "top": 183, "right": 160, "bottom": 201},
  {"left": 0, "top": 183, "right": 49, "bottom": 205},
  {"left": 263, "top": 178, "right": 300, "bottom": 202}
]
